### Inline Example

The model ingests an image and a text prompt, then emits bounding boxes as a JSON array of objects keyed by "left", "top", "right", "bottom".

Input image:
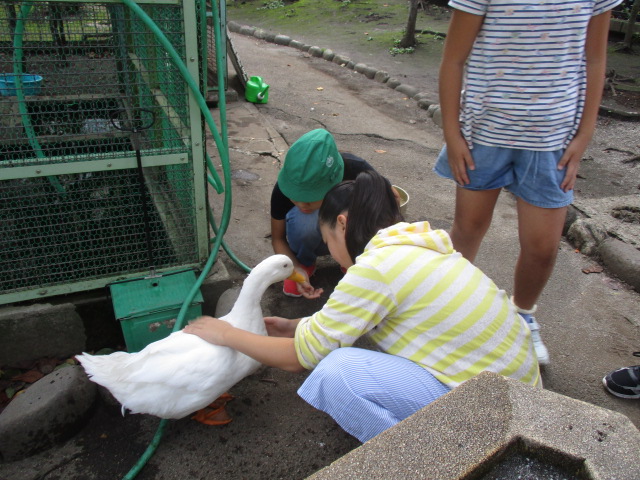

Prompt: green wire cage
[{"left": 0, "top": 0, "right": 223, "bottom": 305}]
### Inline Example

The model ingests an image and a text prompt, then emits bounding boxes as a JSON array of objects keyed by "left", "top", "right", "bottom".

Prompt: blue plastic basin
[{"left": 0, "top": 74, "right": 43, "bottom": 96}]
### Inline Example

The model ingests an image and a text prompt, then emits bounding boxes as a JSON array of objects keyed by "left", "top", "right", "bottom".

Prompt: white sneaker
[{"left": 526, "top": 317, "right": 550, "bottom": 366}]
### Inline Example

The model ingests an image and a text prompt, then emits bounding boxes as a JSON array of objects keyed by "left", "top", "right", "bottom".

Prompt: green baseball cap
[{"left": 278, "top": 129, "right": 344, "bottom": 203}]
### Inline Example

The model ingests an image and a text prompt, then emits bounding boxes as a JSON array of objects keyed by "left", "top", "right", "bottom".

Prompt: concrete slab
[
  {"left": 308, "top": 372, "right": 640, "bottom": 480},
  {"left": 0, "top": 303, "right": 86, "bottom": 366}
]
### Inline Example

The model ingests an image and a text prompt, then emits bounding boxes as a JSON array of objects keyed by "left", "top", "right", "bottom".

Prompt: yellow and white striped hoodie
[{"left": 294, "top": 221, "right": 540, "bottom": 388}]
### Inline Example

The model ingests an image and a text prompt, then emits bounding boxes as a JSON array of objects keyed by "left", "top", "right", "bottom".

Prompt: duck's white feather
[{"left": 76, "top": 254, "right": 295, "bottom": 419}]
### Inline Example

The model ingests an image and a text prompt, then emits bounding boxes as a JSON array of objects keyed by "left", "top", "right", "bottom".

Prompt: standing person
[
  {"left": 434, "top": 0, "right": 621, "bottom": 365},
  {"left": 270, "top": 128, "right": 373, "bottom": 298},
  {"left": 185, "top": 170, "right": 540, "bottom": 443}
]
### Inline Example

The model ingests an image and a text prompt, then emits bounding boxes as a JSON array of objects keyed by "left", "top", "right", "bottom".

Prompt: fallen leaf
[
  {"left": 100, "top": 433, "right": 108, "bottom": 439},
  {"left": 12, "top": 369, "right": 44, "bottom": 384},
  {"left": 316, "top": 87, "right": 324, "bottom": 91},
  {"left": 375, "top": 149, "right": 387, "bottom": 154},
  {"left": 602, "top": 277, "right": 621, "bottom": 290},
  {"left": 582, "top": 265, "right": 604, "bottom": 274}
]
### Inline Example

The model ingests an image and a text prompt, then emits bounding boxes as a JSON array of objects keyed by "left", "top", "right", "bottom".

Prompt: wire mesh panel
[{"left": 0, "top": 0, "right": 209, "bottom": 304}]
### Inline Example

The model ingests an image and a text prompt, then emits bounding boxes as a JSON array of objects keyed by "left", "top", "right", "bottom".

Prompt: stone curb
[
  {"left": 0, "top": 365, "right": 96, "bottom": 461},
  {"left": 227, "top": 21, "right": 441, "bottom": 125},
  {"left": 227, "top": 21, "right": 640, "bottom": 293}
]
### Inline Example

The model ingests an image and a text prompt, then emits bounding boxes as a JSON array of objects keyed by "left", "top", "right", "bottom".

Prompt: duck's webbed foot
[{"left": 191, "top": 392, "right": 234, "bottom": 425}]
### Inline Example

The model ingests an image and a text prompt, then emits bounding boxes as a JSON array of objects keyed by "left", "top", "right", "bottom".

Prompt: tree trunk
[
  {"left": 623, "top": 0, "right": 640, "bottom": 49},
  {"left": 399, "top": 0, "right": 419, "bottom": 48}
]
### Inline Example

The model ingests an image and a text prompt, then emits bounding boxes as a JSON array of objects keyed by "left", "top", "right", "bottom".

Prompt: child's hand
[
  {"left": 264, "top": 316, "right": 298, "bottom": 337},
  {"left": 558, "top": 134, "right": 588, "bottom": 192},
  {"left": 183, "top": 316, "right": 232, "bottom": 346},
  {"left": 446, "top": 135, "right": 475, "bottom": 185},
  {"left": 293, "top": 266, "right": 324, "bottom": 299},
  {"left": 299, "top": 283, "right": 324, "bottom": 299}
]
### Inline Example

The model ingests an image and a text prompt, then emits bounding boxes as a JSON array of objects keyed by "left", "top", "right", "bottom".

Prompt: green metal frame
[{"left": 0, "top": 0, "right": 210, "bottom": 305}]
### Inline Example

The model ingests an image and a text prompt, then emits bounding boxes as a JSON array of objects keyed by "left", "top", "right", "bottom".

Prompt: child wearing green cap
[{"left": 271, "top": 129, "right": 373, "bottom": 298}]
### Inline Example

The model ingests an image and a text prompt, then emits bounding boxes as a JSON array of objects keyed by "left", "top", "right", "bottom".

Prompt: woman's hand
[
  {"left": 264, "top": 316, "right": 299, "bottom": 338},
  {"left": 183, "top": 316, "right": 232, "bottom": 346}
]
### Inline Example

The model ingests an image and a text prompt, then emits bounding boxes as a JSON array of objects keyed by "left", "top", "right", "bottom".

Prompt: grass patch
[{"left": 226, "top": 0, "right": 446, "bottom": 54}]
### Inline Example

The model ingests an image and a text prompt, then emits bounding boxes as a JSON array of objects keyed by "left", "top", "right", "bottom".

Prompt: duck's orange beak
[{"left": 287, "top": 270, "right": 307, "bottom": 283}]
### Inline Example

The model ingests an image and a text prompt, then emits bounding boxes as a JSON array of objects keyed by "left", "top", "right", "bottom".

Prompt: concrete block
[
  {"left": 413, "top": 92, "right": 433, "bottom": 103},
  {"left": 394, "top": 84, "right": 419, "bottom": 98},
  {"left": 308, "top": 46, "right": 323, "bottom": 58},
  {"left": 274, "top": 34, "right": 291, "bottom": 46},
  {"left": 199, "top": 259, "right": 234, "bottom": 317},
  {"left": 253, "top": 29, "right": 269, "bottom": 40},
  {"left": 426, "top": 103, "right": 439, "bottom": 117},
  {"left": 227, "top": 21, "right": 241, "bottom": 33},
  {"left": 374, "top": 70, "right": 390, "bottom": 83},
  {"left": 361, "top": 66, "right": 377, "bottom": 79},
  {"left": 599, "top": 237, "right": 640, "bottom": 292},
  {"left": 289, "top": 40, "right": 305, "bottom": 50},
  {"left": 0, "top": 303, "right": 86, "bottom": 366},
  {"left": 322, "top": 49, "right": 335, "bottom": 61},
  {"left": 354, "top": 63, "right": 368, "bottom": 74},
  {"left": 431, "top": 106, "right": 442, "bottom": 128},
  {"left": 386, "top": 77, "right": 401, "bottom": 89},
  {"left": 309, "top": 372, "right": 640, "bottom": 480},
  {"left": 418, "top": 98, "right": 435, "bottom": 110},
  {"left": 239, "top": 25, "right": 256, "bottom": 37},
  {"left": 0, "top": 366, "right": 96, "bottom": 461},
  {"left": 261, "top": 31, "right": 277, "bottom": 42},
  {"left": 333, "top": 55, "right": 350, "bottom": 66},
  {"left": 214, "top": 287, "right": 241, "bottom": 318}
]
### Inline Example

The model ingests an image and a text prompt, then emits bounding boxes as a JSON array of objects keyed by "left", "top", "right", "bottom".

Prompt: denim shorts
[{"left": 433, "top": 143, "right": 573, "bottom": 208}]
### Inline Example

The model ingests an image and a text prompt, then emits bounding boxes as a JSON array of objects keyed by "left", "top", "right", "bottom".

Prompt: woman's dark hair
[{"left": 319, "top": 170, "right": 403, "bottom": 263}]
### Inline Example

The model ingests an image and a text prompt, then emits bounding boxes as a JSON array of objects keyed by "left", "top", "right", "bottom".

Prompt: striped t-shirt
[
  {"left": 450, "top": 0, "right": 622, "bottom": 151},
  {"left": 294, "top": 222, "right": 540, "bottom": 388}
]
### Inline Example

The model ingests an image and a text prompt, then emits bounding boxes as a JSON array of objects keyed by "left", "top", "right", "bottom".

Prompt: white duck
[{"left": 77, "top": 254, "right": 304, "bottom": 424}]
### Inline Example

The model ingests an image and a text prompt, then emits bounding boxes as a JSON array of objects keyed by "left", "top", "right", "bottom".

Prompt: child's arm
[
  {"left": 558, "top": 10, "right": 612, "bottom": 192},
  {"left": 438, "top": 9, "right": 484, "bottom": 186},
  {"left": 271, "top": 217, "right": 297, "bottom": 262},
  {"left": 270, "top": 217, "right": 323, "bottom": 299},
  {"left": 184, "top": 316, "right": 305, "bottom": 373}
]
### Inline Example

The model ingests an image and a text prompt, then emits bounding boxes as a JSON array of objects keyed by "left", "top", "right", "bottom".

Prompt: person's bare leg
[
  {"left": 512, "top": 199, "right": 566, "bottom": 366},
  {"left": 512, "top": 200, "right": 567, "bottom": 310},
  {"left": 449, "top": 187, "right": 501, "bottom": 262}
]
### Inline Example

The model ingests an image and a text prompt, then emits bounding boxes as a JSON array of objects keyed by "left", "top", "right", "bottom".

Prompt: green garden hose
[{"left": 118, "top": 0, "right": 247, "bottom": 477}]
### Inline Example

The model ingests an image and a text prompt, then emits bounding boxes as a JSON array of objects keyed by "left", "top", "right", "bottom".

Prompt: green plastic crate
[{"left": 110, "top": 269, "right": 204, "bottom": 352}]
